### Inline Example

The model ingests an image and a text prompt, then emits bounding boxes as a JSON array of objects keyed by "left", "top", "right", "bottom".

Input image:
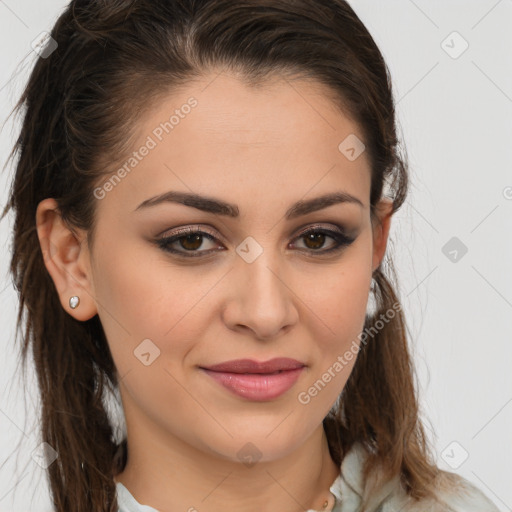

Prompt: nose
[{"left": 221, "top": 249, "right": 299, "bottom": 340}]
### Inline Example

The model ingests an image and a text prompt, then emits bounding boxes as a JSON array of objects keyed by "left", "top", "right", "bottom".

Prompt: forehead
[
  {"left": 159, "top": 71, "right": 364, "bottom": 148},
  {"left": 96, "top": 71, "right": 371, "bottom": 216}
]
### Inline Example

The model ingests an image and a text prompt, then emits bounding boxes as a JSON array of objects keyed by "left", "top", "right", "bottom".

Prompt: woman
[{"left": 2, "top": 1, "right": 501, "bottom": 511}]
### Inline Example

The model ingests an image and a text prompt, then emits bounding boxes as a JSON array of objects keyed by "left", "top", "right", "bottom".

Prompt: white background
[{"left": 0, "top": 1, "right": 511, "bottom": 511}]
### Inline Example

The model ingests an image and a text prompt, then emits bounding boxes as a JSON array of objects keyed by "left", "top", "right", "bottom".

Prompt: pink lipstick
[{"left": 200, "top": 358, "right": 305, "bottom": 401}]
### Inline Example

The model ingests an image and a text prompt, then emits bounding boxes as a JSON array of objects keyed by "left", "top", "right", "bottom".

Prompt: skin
[{"left": 36, "top": 70, "right": 393, "bottom": 512}]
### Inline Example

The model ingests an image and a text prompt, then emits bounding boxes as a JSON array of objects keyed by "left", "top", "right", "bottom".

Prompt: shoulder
[
  {"left": 423, "top": 470, "right": 501, "bottom": 512},
  {"left": 334, "top": 443, "right": 501, "bottom": 512},
  {"left": 385, "top": 471, "right": 501, "bottom": 512}
]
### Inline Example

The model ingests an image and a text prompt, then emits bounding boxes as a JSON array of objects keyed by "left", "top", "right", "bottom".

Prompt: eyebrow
[{"left": 133, "top": 190, "right": 364, "bottom": 219}]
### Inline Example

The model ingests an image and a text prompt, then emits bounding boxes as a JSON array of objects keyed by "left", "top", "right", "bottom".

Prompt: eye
[
  {"left": 155, "top": 224, "right": 356, "bottom": 258},
  {"left": 156, "top": 226, "right": 223, "bottom": 257},
  {"left": 290, "top": 225, "right": 356, "bottom": 255}
]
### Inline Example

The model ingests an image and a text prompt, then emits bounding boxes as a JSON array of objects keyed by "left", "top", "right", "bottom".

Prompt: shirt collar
[{"left": 331, "top": 442, "right": 402, "bottom": 512}]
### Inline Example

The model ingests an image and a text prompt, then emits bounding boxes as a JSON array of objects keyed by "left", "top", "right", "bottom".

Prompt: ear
[
  {"left": 371, "top": 198, "right": 394, "bottom": 273},
  {"left": 35, "top": 198, "right": 98, "bottom": 321}
]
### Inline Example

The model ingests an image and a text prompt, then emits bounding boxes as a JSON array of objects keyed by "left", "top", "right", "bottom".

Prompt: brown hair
[{"left": 2, "top": 1, "right": 458, "bottom": 510}]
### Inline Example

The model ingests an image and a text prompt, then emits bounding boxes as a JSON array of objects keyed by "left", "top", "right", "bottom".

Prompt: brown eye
[
  {"left": 302, "top": 231, "right": 328, "bottom": 250},
  {"left": 178, "top": 233, "right": 205, "bottom": 251},
  {"left": 156, "top": 227, "right": 223, "bottom": 257},
  {"left": 291, "top": 227, "right": 355, "bottom": 254}
]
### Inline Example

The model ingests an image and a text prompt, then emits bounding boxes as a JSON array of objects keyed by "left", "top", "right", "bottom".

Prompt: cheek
[
  {"left": 296, "top": 244, "right": 372, "bottom": 407},
  {"left": 90, "top": 234, "right": 204, "bottom": 372},
  {"left": 306, "top": 243, "right": 373, "bottom": 345},
  {"left": 91, "top": 241, "right": 211, "bottom": 427}
]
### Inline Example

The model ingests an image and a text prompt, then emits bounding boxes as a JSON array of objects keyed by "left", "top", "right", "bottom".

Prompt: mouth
[
  {"left": 201, "top": 357, "right": 306, "bottom": 374},
  {"left": 200, "top": 366, "right": 305, "bottom": 401},
  {"left": 199, "top": 357, "right": 306, "bottom": 401}
]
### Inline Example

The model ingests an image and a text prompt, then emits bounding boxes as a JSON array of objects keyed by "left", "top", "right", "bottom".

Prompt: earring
[{"left": 69, "top": 296, "right": 80, "bottom": 309}]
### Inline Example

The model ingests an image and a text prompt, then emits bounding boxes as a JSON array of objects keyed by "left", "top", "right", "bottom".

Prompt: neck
[{"left": 115, "top": 415, "right": 340, "bottom": 512}]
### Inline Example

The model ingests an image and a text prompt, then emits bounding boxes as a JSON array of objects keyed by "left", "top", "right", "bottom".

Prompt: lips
[
  {"left": 201, "top": 357, "right": 305, "bottom": 374},
  {"left": 200, "top": 358, "right": 306, "bottom": 401}
]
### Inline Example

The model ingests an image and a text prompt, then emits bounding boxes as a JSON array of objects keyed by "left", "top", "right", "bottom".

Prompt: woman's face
[{"left": 51, "top": 71, "right": 392, "bottom": 464}]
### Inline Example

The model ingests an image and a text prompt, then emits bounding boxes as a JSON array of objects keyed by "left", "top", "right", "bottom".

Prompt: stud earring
[{"left": 69, "top": 296, "right": 80, "bottom": 309}]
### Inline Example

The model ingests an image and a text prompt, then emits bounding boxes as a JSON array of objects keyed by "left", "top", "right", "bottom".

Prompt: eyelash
[{"left": 155, "top": 224, "right": 356, "bottom": 258}]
